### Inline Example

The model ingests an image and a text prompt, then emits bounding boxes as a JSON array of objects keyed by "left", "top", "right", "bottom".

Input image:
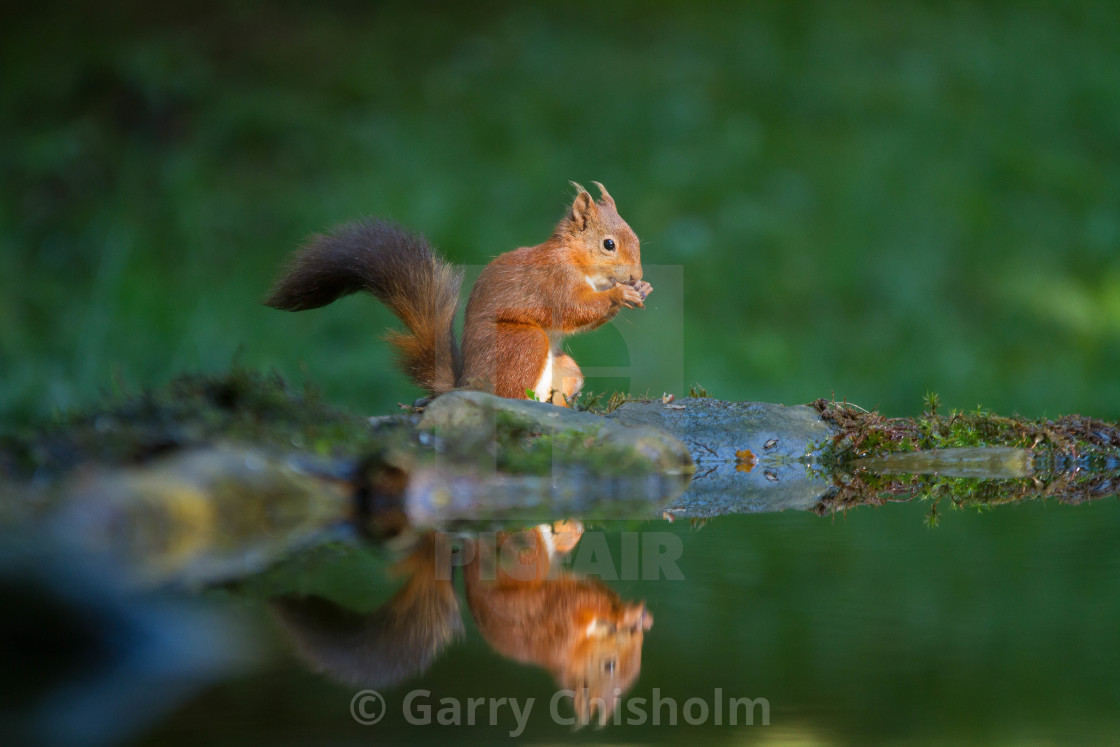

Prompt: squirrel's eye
[{"left": 603, "top": 238, "right": 616, "bottom": 251}]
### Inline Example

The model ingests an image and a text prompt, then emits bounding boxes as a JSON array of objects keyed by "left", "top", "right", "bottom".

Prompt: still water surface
[{"left": 123, "top": 493, "right": 1120, "bottom": 745}]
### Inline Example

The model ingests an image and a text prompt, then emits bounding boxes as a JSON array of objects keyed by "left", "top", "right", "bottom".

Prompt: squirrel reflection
[{"left": 271, "top": 521, "right": 652, "bottom": 725}]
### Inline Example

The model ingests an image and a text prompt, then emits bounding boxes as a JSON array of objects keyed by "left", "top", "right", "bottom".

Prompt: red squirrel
[
  {"left": 271, "top": 522, "right": 652, "bottom": 726},
  {"left": 463, "top": 521, "right": 652, "bottom": 725},
  {"left": 265, "top": 182, "right": 652, "bottom": 405}
]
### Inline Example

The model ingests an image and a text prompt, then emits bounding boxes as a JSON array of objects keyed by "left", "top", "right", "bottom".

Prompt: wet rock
[
  {"left": 605, "top": 399, "right": 838, "bottom": 517},
  {"left": 605, "top": 399, "right": 835, "bottom": 462},
  {"left": 50, "top": 446, "right": 350, "bottom": 587},
  {"left": 661, "top": 462, "right": 835, "bottom": 518},
  {"left": 418, "top": 390, "right": 694, "bottom": 477},
  {"left": 401, "top": 391, "right": 695, "bottom": 525},
  {"left": 405, "top": 466, "right": 690, "bottom": 526}
]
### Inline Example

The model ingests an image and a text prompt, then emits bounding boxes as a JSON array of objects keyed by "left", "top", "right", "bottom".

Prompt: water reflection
[
  {"left": 271, "top": 522, "right": 652, "bottom": 726},
  {"left": 6, "top": 408, "right": 1120, "bottom": 741}
]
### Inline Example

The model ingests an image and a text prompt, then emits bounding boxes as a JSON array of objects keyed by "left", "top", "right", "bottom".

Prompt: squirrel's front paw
[
  {"left": 551, "top": 520, "right": 584, "bottom": 553},
  {"left": 632, "top": 280, "right": 653, "bottom": 300},
  {"left": 616, "top": 283, "right": 645, "bottom": 309}
]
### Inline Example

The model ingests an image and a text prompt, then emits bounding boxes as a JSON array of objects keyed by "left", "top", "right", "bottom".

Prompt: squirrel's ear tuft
[
  {"left": 591, "top": 181, "right": 615, "bottom": 209},
  {"left": 568, "top": 182, "right": 597, "bottom": 231}
]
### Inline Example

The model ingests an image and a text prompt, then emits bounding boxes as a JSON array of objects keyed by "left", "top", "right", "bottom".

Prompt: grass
[{"left": 3, "top": 1, "right": 1120, "bottom": 428}]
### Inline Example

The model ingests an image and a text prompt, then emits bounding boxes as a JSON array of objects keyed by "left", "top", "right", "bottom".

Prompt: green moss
[
  {"left": 812, "top": 396, "right": 1120, "bottom": 469},
  {"left": 811, "top": 394, "right": 1120, "bottom": 519},
  {"left": 429, "top": 408, "right": 663, "bottom": 479},
  {"left": 570, "top": 390, "right": 652, "bottom": 415},
  {"left": 0, "top": 367, "right": 390, "bottom": 481}
]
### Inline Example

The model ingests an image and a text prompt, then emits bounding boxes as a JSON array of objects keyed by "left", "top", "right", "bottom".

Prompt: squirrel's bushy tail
[
  {"left": 269, "top": 535, "right": 464, "bottom": 688},
  {"left": 265, "top": 219, "right": 462, "bottom": 394}
]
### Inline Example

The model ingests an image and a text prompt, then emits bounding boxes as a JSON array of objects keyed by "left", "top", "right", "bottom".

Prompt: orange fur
[
  {"left": 463, "top": 523, "right": 652, "bottom": 726},
  {"left": 265, "top": 220, "right": 461, "bottom": 393},
  {"left": 266, "top": 183, "right": 650, "bottom": 405},
  {"left": 270, "top": 524, "right": 652, "bottom": 727}
]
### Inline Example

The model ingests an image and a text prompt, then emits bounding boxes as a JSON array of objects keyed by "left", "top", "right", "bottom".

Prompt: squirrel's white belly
[
  {"left": 532, "top": 331, "right": 581, "bottom": 402},
  {"left": 532, "top": 333, "right": 565, "bottom": 401},
  {"left": 532, "top": 352, "right": 555, "bottom": 402}
]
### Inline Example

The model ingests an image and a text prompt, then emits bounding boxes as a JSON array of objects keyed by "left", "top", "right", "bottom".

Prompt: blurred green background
[{"left": 2, "top": 0, "right": 1119, "bottom": 423}]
